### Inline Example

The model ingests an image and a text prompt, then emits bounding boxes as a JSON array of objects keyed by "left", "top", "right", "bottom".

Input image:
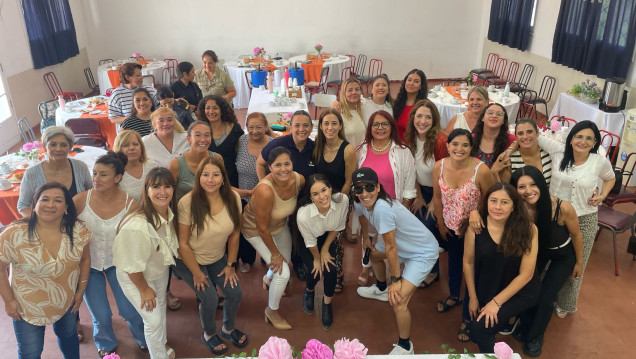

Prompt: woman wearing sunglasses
[{"left": 352, "top": 167, "right": 439, "bottom": 355}]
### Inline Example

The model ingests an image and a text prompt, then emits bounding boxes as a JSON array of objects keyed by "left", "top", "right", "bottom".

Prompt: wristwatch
[
  {"left": 227, "top": 261, "right": 238, "bottom": 268},
  {"left": 391, "top": 276, "right": 402, "bottom": 283}
]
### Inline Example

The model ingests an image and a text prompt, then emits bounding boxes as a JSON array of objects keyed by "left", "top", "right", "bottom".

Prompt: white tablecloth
[
  {"left": 430, "top": 87, "right": 520, "bottom": 129},
  {"left": 54, "top": 97, "right": 108, "bottom": 126},
  {"left": 549, "top": 93, "right": 626, "bottom": 135},
  {"left": 226, "top": 60, "right": 290, "bottom": 109},
  {"left": 97, "top": 60, "right": 168, "bottom": 95},
  {"left": 246, "top": 87, "right": 309, "bottom": 125},
  {"left": 287, "top": 54, "right": 350, "bottom": 83}
]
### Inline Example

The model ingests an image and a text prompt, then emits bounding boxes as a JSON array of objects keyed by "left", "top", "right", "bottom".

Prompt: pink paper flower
[
  {"left": 550, "top": 120, "right": 562, "bottom": 131},
  {"left": 103, "top": 354, "right": 120, "bottom": 359},
  {"left": 302, "top": 339, "right": 333, "bottom": 359},
  {"left": 494, "top": 342, "right": 513, "bottom": 359},
  {"left": 32, "top": 141, "right": 43, "bottom": 149},
  {"left": 333, "top": 338, "right": 367, "bottom": 359},
  {"left": 258, "top": 336, "right": 293, "bottom": 359},
  {"left": 22, "top": 143, "right": 34, "bottom": 152}
]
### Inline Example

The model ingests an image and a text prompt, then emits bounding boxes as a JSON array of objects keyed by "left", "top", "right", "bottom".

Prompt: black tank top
[
  {"left": 315, "top": 140, "right": 349, "bottom": 193},
  {"left": 548, "top": 199, "right": 571, "bottom": 248}
]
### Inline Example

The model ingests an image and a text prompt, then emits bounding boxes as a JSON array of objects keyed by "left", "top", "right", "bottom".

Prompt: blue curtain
[
  {"left": 488, "top": 0, "right": 535, "bottom": 51},
  {"left": 552, "top": 0, "right": 636, "bottom": 79},
  {"left": 21, "top": 0, "right": 79, "bottom": 69}
]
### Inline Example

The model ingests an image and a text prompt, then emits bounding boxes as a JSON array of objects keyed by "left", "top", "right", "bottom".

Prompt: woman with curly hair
[
  {"left": 196, "top": 95, "right": 244, "bottom": 188},
  {"left": 393, "top": 69, "right": 428, "bottom": 140}
]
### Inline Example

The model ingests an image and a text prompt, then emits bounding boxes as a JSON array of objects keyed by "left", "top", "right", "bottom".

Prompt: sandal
[
  {"left": 419, "top": 273, "right": 439, "bottom": 289},
  {"left": 334, "top": 276, "right": 344, "bottom": 294},
  {"left": 138, "top": 344, "right": 149, "bottom": 352},
  {"left": 437, "top": 296, "right": 462, "bottom": 313},
  {"left": 457, "top": 320, "right": 470, "bottom": 343},
  {"left": 97, "top": 349, "right": 115, "bottom": 358},
  {"left": 166, "top": 291, "right": 181, "bottom": 311},
  {"left": 220, "top": 328, "right": 249, "bottom": 348},
  {"left": 201, "top": 334, "right": 228, "bottom": 355},
  {"left": 166, "top": 346, "right": 176, "bottom": 359}
]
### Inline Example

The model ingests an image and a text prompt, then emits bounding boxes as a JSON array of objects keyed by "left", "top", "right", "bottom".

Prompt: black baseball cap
[{"left": 352, "top": 167, "right": 378, "bottom": 184}]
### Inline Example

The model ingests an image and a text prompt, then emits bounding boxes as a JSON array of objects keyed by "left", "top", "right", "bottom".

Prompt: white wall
[{"left": 81, "top": 0, "right": 487, "bottom": 81}]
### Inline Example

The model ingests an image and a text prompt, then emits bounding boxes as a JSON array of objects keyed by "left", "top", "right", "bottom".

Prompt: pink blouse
[{"left": 439, "top": 159, "right": 483, "bottom": 232}]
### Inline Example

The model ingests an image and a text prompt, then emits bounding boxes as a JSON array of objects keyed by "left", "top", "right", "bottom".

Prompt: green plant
[{"left": 570, "top": 79, "right": 602, "bottom": 100}]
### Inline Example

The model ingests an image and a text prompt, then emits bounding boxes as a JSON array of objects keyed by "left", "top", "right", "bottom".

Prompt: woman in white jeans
[
  {"left": 113, "top": 167, "right": 180, "bottom": 359},
  {"left": 241, "top": 147, "right": 305, "bottom": 330}
]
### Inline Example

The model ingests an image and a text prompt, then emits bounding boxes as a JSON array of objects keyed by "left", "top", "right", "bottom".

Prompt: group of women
[{"left": 0, "top": 62, "right": 616, "bottom": 358}]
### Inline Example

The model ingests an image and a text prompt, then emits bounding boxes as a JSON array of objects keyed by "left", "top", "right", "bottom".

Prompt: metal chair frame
[
  {"left": 17, "top": 117, "right": 36, "bottom": 144},
  {"left": 305, "top": 66, "right": 330, "bottom": 100},
  {"left": 65, "top": 118, "right": 109, "bottom": 150},
  {"left": 603, "top": 152, "right": 636, "bottom": 207},
  {"left": 84, "top": 67, "right": 99, "bottom": 94},
  {"left": 326, "top": 66, "right": 354, "bottom": 100},
  {"left": 359, "top": 59, "right": 383, "bottom": 93},
  {"left": 596, "top": 205, "right": 636, "bottom": 276},
  {"left": 599, "top": 130, "right": 621, "bottom": 164},
  {"left": 353, "top": 54, "right": 367, "bottom": 78},
  {"left": 44, "top": 72, "right": 63, "bottom": 99}
]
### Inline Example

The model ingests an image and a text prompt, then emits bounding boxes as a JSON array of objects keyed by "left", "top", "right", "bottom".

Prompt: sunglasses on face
[{"left": 353, "top": 183, "right": 377, "bottom": 194}]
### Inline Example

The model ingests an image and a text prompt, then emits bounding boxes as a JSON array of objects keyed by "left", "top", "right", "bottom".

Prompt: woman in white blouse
[
  {"left": 336, "top": 77, "right": 367, "bottom": 148},
  {"left": 296, "top": 175, "right": 349, "bottom": 330},
  {"left": 114, "top": 130, "right": 159, "bottom": 202},
  {"left": 361, "top": 74, "right": 393, "bottom": 124},
  {"left": 113, "top": 167, "right": 180, "bottom": 359},
  {"left": 73, "top": 151, "right": 146, "bottom": 358},
  {"left": 143, "top": 107, "right": 189, "bottom": 168}
]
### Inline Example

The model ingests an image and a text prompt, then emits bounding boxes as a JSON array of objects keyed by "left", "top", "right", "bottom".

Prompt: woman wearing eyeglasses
[
  {"left": 471, "top": 103, "right": 516, "bottom": 170},
  {"left": 352, "top": 167, "right": 439, "bottom": 355}
]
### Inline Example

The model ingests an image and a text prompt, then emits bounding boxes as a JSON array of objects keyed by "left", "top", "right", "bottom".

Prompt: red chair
[
  {"left": 164, "top": 58, "right": 179, "bottom": 68},
  {"left": 471, "top": 53, "right": 499, "bottom": 74},
  {"left": 516, "top": 97, "right": 537, "bottom": 121},
  {"left": 305, "top": 66, "right": 330, "bottom": 99},
  {"left": 65, "top": 118, "right": 109, "bottom": 150},
  {"left": 549, "top": 115, "right": 577, "bottom": 128},
  {"left": 599, "top": 130, "right": 621, "bottom": 164},
  {"left": 359, "top": 59, "right": 383, "bottom": 93},
  {"left": 604, "top": 152, "right": 636, "bottom": 207},
  {"left": 345, "top": 54, "right": 356, "bottom": 69},
  {"left": 57, "top": 92, "right": 80, "bottom": 102},
  {"left": 596, "top": 205, "right": 636, "bottom": 276},
  {"left": 326, "top": 66, "right": 354, "bottom": 99},
  {"left": 44, "top": 72, "right": 63, "bottom": 99},
  {"left": 477, "top": 58, "right": 507, "bottom": 85},
  {"left": 487, "top": 61, "right": 519, "bottom": 88}
]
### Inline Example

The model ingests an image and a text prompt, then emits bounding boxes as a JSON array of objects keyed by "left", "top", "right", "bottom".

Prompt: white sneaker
[
  {"left": 357, "top": 284, "right": 388, "bottom": 302},
  {"left": 389, "top": 341, "right": 414, "bottom": 355}
]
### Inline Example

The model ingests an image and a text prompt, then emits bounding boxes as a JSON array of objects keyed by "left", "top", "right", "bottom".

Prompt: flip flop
[{"left": 220, "top": 328, "right": 249, "bottom": 348}]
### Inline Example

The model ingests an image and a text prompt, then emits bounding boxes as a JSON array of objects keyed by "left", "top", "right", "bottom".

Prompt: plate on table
[
  {"left": 1, "top": 186, "right": 14, "bottom": 191},
  {"left": 15, "top": 163, "right": 29, "bottom": 170}
]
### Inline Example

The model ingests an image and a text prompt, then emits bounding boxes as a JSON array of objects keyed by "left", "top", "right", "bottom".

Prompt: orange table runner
[
  {"left": 107, "top": 70, "right": 122, "bottom": 88},
  {"left": 301, "top": 59, "right": 325, "bottom": 83},
  {"left": 256, "top": 63, "right": 278, "bottom": 72},
  {"left": 78, "top": 103, "right": 116, "bottom": 148}
]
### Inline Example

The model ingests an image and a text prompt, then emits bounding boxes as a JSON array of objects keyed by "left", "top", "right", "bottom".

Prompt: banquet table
[
  {"left": 287, "top": 54, "right": 350, "bottom": 83},
  {"left": 0, "top": 146, "right": 106, "bottom": 225},
  {"left": 246, "top": 87, "right": 309, "bottom": 125},
  {"left": 549, "top": 92, "right": 626, "bottom": 135},
  {"left": 225, "top": 59, "right": 291, "bottom": 109},
  {"left": 55, "top": 97, "right": 117, "bottom": 148},
  {"left": 97, "top": 60, "right": 168, "bottom": 95},
  {"left": 430, "top": 86, "right": 520, "bottom": 129}
]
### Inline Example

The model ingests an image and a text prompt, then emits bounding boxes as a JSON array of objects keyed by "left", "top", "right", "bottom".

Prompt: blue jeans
[
  {"left": 84, "top": 266, "right": 146, "bottom": 351},
  {"left": 13, "top": 307, "right": 79, "bottom": 359},
  {"left": 414, "top": 185, "right": 442, "bottom": 275}
]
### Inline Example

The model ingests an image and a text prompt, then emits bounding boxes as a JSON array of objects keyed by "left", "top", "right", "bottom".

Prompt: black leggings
[{"left": 300, "top": 232, "right": 338, "bottom": 297}]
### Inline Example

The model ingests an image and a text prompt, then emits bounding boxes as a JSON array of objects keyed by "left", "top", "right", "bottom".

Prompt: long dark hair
[
  {"left": 18, "top": 182, "right": 78, "bottom": 248},
  {"left": 510, "top": 166, "right": 551, "bottom": 254},
  {"left": 130, "top": 87, "right": 155, "bottom": 116},
  {"left": 370, "top": 74, "right": 394, "bottom": 106},
  {"left": 190, "top": 156, "right": 241, "bottom": 235},
  {"left": 559, "top": 120, "right": 601, "bottom": 171},
  {"left": 196, "top": 95, "right": 237, "bottom": 126},
  {"left": 351, "top": 177, "right": 393, "bottom": 206},
  {"left": 405, "top": 99, "right": 442, "bottom": 163},
  {"left": 120, "top": 167, "right": 178, "bottom": 232},
  {"left": 297, "top": 174, "right": 346, "bottom": 209},
  {"left": 461, "top": 182, "right": 533, "bottom": 257},
  {"left": 393, "top": 69, "right": 428, "bottom": 120},
  {"left": 361, "top": 110, "right": 407, "bottom": 149},
  {"left": 313, "top": 109, "right": 346, "bottom": 165},
  {"left": 471, "top": 103, "right": 509, "bottom": 164}
]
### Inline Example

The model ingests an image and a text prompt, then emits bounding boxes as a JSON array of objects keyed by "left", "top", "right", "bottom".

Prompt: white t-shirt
[
  {"left": 142, "top": 131, "right": 190, "bottom": 168},
  {"left": 414, "top": 137, "right": 435, "bottom": 187},
  {"left": 361, "top": 97, "right": 392, "bottom": 125}
]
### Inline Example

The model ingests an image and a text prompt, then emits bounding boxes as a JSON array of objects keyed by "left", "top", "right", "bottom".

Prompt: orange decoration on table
[{"left": 301, "top": 58, "right": 325, "bottom": 83}]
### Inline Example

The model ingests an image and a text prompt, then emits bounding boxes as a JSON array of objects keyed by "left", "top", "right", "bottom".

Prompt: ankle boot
[
  {"left": 321, "top": 299, "right": 333, "bottom": 330},
  {"left": 303, "top": 289, "right": 315, "bottom": 315}
]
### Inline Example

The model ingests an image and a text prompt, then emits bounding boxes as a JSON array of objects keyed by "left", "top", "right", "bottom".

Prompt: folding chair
[
  {"left": 84, "top": 67, "right": 99, "bottom": 96},
  {"left": 305, "top": 67, "right": 330, "bottom": 100},
  {"left": 312, "top": 93, "right": 338, "bottom": 119},
  {"left": 326, "top": 66, "right": 354, "bottom": 99},
  {"left": 38, "top": 99, "right": 59, "bottom": 134}
]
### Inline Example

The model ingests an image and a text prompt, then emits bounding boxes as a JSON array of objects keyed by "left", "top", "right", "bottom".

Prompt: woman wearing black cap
[{"left": 352, "top": 167, "right": 439, "bottom": 355}]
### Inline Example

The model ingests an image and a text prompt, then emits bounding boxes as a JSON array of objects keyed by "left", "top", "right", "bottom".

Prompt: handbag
[
  {"left": 627, "top": 235, "right": 636, "bottom": 256},
  {"left": 610, "top": 168, "right": 623, "bottom": 194}
]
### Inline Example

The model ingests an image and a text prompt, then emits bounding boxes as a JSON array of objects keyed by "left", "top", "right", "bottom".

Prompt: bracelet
[
  {"left": 493, "top": 298, "right": 501, "bottom": 308},
  {"left": 76, "top": 288, "right": 86, "bottom": 295},
  {"left": 79, "top": 279, "right": 88, "bottom": 283}
]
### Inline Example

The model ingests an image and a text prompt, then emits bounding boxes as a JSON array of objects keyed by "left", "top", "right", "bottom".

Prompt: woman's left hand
[
  {"left": 320, "top": 248, "right": 335, "bottom": 272},
  {"left": 219, "top": 266, "right": 238, "bottom": 288},
  {"left": 70, "top": 292, "right": 84, "bottom": 313},
  {"left": 410, "top": 195, "right": 426, "bottom": 217},
  {"left": 476, "top": 300, "right": 500, "bottom": 328},
  {"left": 311, "top": 259, "right": 322, "bottom": 280},
  {"left": 491, "top": 151, "right": 511, "bottom": 174},
  {"left": 388, "top": 281, "right": 403, "bottom": 306}
]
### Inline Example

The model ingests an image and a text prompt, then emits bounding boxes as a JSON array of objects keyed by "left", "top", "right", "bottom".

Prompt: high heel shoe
[{"left": 264, "top": 307, "right": 292, "bottom": 330}]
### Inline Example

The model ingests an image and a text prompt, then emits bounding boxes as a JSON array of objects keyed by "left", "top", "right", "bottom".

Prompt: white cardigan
[{"left": 356, "top": 141, "right": 416, "bottom": 202}]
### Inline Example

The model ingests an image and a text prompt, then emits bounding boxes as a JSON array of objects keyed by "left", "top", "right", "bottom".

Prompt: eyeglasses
[
  {"left": 573, "top": 134, "right": 596, "bottom": 143},
  {"left": 372, "top": 122, "right": 390, "bottom": 129},
  {"left": 486, "top": 110, "right": 505, "bottom": 117},
  {"left": 247, "top": 126, "right": 264, "bottom": 131},
  {"left": 353, "top": 183, "right": 376, "bottom": 194}
]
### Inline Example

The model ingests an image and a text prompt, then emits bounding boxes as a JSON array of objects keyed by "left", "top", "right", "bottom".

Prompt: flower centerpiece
[
  {"left": 466, "top": 72, "right": 477, "bottom": 86},
  {"left": 314, "top": 43, "right": 323, "bottom": 55},
  {"left": 131, "top": 52, "right": 143, "bottom": 62},
  {"left": 17, "top": 141, "right": 43, "bottom": 163},
  {"left": 253, "top": 46, "right": 266, "bottom": 60},
  {"left": 569, "top": 79, "right": 602, "bottom": 104}
]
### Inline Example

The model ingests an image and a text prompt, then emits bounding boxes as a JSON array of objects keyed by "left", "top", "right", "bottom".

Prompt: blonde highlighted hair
[
  {"left": 113, "top": 129, "right": 147, "bottom": 163},
  {"left": 338, "top": 77, "right": 363, "bottom": 120},
  {"left": 150, "top": 107, "right": 185, "bottom": 133}
]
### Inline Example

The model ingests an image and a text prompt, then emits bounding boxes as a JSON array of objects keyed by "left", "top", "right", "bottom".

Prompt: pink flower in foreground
[
  {"left": 302, "top": 339, "right": 333, "bottom": 359},
  {"left": 22, "top": 143, "right": 33, "bottom": 152},
  {"left": 494, "top": 342, "right": 513, "bottom": 359},
  {"left": 103, "top": 354, "right": 120, "bottom": 359},
  {"left": 258, "top": 336, "right": 293, "bottom": 359},
  {"left": 550, "top": 120, "right": 562, "bottom": 131},
  {"left": 32, "top": 141, "right": 43, "bottom": 149},
  {"left": 333, "top": 338, "right": 367, "bottom": 359}
]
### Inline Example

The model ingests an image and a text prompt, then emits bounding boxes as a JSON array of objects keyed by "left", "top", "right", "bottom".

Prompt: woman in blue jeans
[
  {"left": 74, "top": 151, "right": 147, "bottom": 357},
  {"left": 0, "top": 182, "right": 91, "bottom": 359}
]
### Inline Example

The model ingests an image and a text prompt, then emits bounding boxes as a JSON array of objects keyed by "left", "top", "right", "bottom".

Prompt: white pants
[
  {"left": 117, "top": 268, "right": 169, "bottom": 359},
  {"left": 246, "top": 227, "right": 292, "bottom": 310}
]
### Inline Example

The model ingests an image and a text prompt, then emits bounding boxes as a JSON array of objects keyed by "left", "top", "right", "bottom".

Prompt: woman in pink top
[{"left": 432, "top": 128, "right": 494, "bottom": 341}]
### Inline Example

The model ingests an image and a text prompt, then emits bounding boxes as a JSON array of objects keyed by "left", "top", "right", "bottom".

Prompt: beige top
[
  {"left": 241, "top": 173, "right": 300, "bottom": 238},
  {"left": 343, "top": 110, "right": 367, "bottom": 149},
  {"left": 0, "top": 221, "right": 91, "bottom": 326},
  {"left": 178, "top": 190, "right": 242, "bottom": 265},
  {"left": 113, "top": 211, "right": 179, "bottom": 281},
  {"left": 194, "top": 66, "right": 235, "bottom": 97}
]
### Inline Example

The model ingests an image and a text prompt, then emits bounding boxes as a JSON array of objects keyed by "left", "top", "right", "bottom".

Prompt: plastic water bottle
[
  {"left": 283, "top": 66, "right": 290, "bottom": 87},
  {"left": 267, "top": 72, "right": 274, "bottom": 94},
  {"left": 503, "top": 82, "right": 510, "bottom": 98},
  {"left": 58, "top": 95, "right": 66, "bottom": 111}
]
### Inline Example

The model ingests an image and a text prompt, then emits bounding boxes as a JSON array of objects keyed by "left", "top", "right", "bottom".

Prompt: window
[
  {"left": 488, "top": 0, "right": 536, "bottom": 51},
  {"left": 0, "top": 69, "right": 11, "bottom": 123}
]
